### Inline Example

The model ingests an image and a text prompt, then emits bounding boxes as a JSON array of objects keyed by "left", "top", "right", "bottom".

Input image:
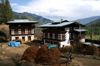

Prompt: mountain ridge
[
  {"left": 74, "top": 16, "right": 100, "bottom": 25},
  {"left": 86, "top": 18, "right": 100, "bottom": 26},
  {"left": 13, "top": 11, "right": 100, "bottom": 25},
  {"left": 13, "top": 12, "right": 53, "bottom": 24}
]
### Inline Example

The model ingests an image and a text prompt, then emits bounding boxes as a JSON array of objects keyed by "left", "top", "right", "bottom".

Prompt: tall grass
[{"left": 86, "top": 35, "right": 100, "bottom": 40}]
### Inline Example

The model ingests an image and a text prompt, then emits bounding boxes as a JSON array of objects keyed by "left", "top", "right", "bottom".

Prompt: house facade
[
  {"left": 7, "top": 19, "right": 38, "bottom": 41},
  {"left": 39, "top": 20, "right": 86, "bottom": 48}
]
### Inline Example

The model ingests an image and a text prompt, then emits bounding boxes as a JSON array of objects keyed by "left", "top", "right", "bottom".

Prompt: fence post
[{"left": 66, "top": 61, "right": 67, "bottom": 66}]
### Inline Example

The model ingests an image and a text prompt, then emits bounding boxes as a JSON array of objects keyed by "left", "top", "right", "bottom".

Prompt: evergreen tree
[
  {"left": 4, "top": 0, "right": 13, "bottom": 23},
  {"left": 0, "top": 0, "right": 5, "bottom": 24},
  {"left": 0, "top": 0, "right": 13, "bottom": 24}
]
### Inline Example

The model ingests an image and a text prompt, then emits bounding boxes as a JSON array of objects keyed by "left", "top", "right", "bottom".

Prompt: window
[
  {"left": 52, "top": 33, "right": 55, "bottom": 39},
  {"left": 28, "top": 29, "right": 31, "bottom": 34},
  {"left": 18, "top": 29, "right": 21, "bottom": 34},
  {"left": 58, "top": 34, "right": 62, "bottom": 40},
  {"left": 48, "top": 33, "right": 50, "bottom": 38},
  {"left": 11, "top": 29, "right": 15, "bottom": 35},
  {"left": 43, "top": 33, "right": 45, "bottom": 38},
  {"left": 31, "top": 29, "right": 34, "bottom": 34},
  {"left": 25, "top": 29, "right": 28, "bottom": 34},
  {"left": 65, "top": 27, "right": 69, "bottom": 31}
]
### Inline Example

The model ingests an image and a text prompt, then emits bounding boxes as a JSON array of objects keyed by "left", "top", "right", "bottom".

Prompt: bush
[{"left": 93, "top": 56, "right": 98, "bottom": 59}]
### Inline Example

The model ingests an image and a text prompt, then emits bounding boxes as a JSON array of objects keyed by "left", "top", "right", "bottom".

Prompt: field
[{"left": 86, "top": 35, "right": 100, "bottom": 40}]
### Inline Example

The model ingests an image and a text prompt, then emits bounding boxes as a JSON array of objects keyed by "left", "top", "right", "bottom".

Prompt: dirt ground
[
  {"left": 0, "top": 41, "right": 40, "bottom": 65},
  {"left": 0, "top": 41, "right": 83, "bottom": 66}
]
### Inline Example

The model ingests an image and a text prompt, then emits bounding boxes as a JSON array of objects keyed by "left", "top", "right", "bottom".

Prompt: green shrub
[{"left": 93, "top": 56, "right": 98, "bottom": 59}]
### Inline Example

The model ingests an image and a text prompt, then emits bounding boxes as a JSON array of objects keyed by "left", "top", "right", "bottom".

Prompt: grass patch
[{"left": 86, "top": 35, "right": 100, "bottom": 40}]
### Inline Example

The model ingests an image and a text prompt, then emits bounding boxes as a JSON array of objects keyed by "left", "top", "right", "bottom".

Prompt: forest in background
[{"left": 84, "top": 18, "right": 100, "bottom": 35}]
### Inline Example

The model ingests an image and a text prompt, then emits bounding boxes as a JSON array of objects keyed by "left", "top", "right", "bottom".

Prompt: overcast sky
[{"left": 9, "top": 0, "right": 100, "bottom": 21}]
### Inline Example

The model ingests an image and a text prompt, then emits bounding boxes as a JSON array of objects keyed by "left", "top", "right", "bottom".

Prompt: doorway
[
  {"left": 28, "top": 36, "right": 31, "bottom": 41},
  {"left": 15, "top": 37, "right": 19, "bottom": 40},
  {"left": 22, "top": 37, "right": 25, "bottom": 41}
]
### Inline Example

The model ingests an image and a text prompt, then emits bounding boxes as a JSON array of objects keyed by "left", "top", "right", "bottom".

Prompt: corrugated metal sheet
[
  {"left": 7, "top": 19, "right": 38, "bottom": 23},
  {"left": 38, "top": 22, "right": 74, "bottom": 27},
  {"left": 74, "top": 29, "right": 87, "bottom": 32}
]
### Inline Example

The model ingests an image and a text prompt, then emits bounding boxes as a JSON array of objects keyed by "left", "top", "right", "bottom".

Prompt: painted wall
[
  {"left": 11, "top": 35, "right": 34, "bottom": 41},
  {"left": 25, "top": 36, "right": 28, "bottom": 41},
  {"left": 60, "top": 27, "right": 70, "bottom": 47},
  {"left": 31, "top": 35, "right": 34, "bottom": 41}
]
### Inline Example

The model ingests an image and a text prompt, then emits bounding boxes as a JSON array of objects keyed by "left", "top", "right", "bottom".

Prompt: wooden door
[{"left": 28, "top": 36, "right": 31, "bottom": 41}]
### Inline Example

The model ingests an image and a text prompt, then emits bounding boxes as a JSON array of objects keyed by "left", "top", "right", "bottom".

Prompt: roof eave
[
  {"left": 37, "top": 26, "right": 62, "bottom": 28},
  {"left": 6, "top": 22, "right": 39, "bottom": 24}
]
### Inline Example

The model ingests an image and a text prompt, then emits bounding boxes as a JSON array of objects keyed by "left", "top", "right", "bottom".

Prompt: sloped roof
[
  {"left": 38, "top": 21, "right": 84, "bottom": 28},
  {"left": 7, "top": 19, "right": 38, "bottom": 24},
  {"left": 38, "top": 22, "right": 73, "bottom": 27},
  {"left": 74, "top": 29, "right": 87, "bottom": 32}
]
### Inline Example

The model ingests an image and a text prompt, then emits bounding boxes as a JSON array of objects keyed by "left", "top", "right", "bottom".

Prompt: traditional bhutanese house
[
  {"left": 7, "top": 19, "right": 38, "bottom": 41},
  {"left": 38, "top": 20, "right": 87, "bottom": 48}
]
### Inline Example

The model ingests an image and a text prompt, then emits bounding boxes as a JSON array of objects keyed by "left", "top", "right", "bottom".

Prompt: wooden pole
[{"left": 90, "top": 32, "right": 93, "bottom": 40}]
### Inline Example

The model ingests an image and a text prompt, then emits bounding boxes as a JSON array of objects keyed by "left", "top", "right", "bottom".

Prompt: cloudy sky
[{"left": 9, "top": 0, "right": 100, "bottom": 21}]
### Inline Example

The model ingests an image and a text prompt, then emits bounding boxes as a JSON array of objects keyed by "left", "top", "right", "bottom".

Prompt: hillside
[
  {"left": 86, "top": 18, "right": 100, "bottom": 27},
  {"left": 13, "top": 12, "right": 53, "bottom": 24},
  {"left": 74, "top": 16, "right": 100, "bottom": 25},
  {"left": 12, "top": 14, "right": 36, "bottom": 21},
  {"left": 82, "top": 18, "right": 100, "bottom": 35}
]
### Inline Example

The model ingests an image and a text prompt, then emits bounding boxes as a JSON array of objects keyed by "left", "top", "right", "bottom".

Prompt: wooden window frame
[
  {"left": 31, "top": 29, "right": 34, "bottom": 34},
  {"left": 48, "top": 33, "right": 50, "bottom": 38},
  {"left": 58, "top": 34, "right": 62, "bottom": 40},
  {"left": 18, "top": 29, "right": 21, "bottom": 34},
  {"left": 25, "top": 29, "right": 28, "bottom": 34},
  {"left": 11, "top": 29, "right": 15, "bottom": 35}
]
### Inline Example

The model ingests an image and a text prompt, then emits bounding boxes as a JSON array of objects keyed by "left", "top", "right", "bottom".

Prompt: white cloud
[
  {"left": 11, "top": 3, "right": 17, "bottom": 6},
  {"left": 14, "top": 0, "right": 100, "bottom": 21}
]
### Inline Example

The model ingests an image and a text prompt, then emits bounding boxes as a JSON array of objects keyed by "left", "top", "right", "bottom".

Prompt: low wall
[{"left": 85, "top": 39, "right": 100, "bottom": 45}]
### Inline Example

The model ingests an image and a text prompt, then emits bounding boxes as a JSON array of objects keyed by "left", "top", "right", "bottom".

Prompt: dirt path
[{"left": 73, "top": 60, "right": 86, "bottom": 66}]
